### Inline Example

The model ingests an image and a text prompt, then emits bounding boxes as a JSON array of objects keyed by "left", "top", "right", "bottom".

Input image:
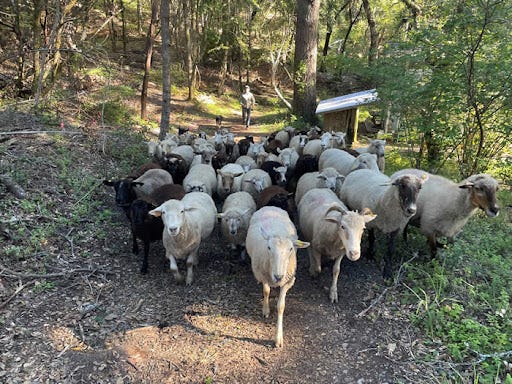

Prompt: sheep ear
[
  {"left": 361, "top": 207, "right": 377, "bottom": 223},
  {"left": 132, "top": 181, "right": 144, "bottom": 187},
  {"left": 459, "top": 181, "right": 475, "bottom": 189},
  {"left": 233, "top": 172, "right": 244, "bottom": 177},
  {"left": 276, "top": 147, "right": 282, "bottom": 153},
  {"left": 293, "top": 240, "right": 310, "bottom": 249},
  {"left": 149, "top": 207, "right": 162, "bottom": 217},
  {"left": 103, "top": 179, "right": 115, "bottom": 186},
  {"left": 217, "top": 213, "right": 224, "bottom": 219}
]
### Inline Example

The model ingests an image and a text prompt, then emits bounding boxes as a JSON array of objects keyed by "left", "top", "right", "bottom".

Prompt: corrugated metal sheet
[{"left": 315, "top": 89, "right": 378, "bottom": 114}]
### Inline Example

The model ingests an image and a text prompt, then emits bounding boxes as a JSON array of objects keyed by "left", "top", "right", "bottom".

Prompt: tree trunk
[
  {"left": 183, "top": 0, "right": 194, "bottom": 101},
  {"left": 293, "top": 0, "right": 320, "bottom": 125},
  {"left": 159, "top": 0, "right": 171, "bottom": 140},
  {"left": 141, "top": 0, "right": 158, "bottom": 120},
  {"left": 362, "top": 0, "right": 378, "bottom": 64},
  {"left": 119, "top": 0, "right": 127, "bottom": 53}
]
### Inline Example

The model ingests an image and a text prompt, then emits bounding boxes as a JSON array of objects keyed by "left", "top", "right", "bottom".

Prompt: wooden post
[{"left": 353, "top": 108, "right": 359, "bottom": 144}]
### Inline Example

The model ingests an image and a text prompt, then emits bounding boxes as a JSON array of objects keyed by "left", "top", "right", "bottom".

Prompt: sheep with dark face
[
  {"left": 149, "top": 192, "right": 217, "bottom": 285},
  {"left": 246, "top": 206, "right": 310, "bottom": 348},
  {"left": 339, "top": 169, "right": 427, "bottom": 279},
  {"left": 103, "top": 168, "right": 173, "bottom": 218},
  {"left": 256, "top": 185, "right": 295, "bottom": 219},
  {"left": 260, "top": 161, "right": 287, "bottom": 187},
  {"left": 392, "top": 169, "right": 500, "bottom": 257}
]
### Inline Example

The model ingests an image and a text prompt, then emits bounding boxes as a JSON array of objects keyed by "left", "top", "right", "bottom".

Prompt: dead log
[{"left": 0, "top": 173, "right": 26, "bottom": 199}]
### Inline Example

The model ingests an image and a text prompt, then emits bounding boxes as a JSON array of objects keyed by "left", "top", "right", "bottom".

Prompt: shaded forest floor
[{"left": 0, "top": 78, "right": 446, "bottom": 383}]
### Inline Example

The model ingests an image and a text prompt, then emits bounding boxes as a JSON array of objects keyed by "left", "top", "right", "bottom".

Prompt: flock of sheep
[{"left": 104, "top": 125, "right": 500, "bottom": 348}]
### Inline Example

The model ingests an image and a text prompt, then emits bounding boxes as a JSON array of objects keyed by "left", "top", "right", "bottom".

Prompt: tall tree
[
  {"left": 159, "top": 0, "right": 171, "bottom": 140},
  {"left": 141, "top": 0, "right": 159, "bottom": 120},
  {"left": 293, "top": 0, "right": 320, "bottom": 125}
]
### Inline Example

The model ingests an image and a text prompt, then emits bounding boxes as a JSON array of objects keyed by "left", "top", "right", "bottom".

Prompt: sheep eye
[{"left": 340, "top": 224, "right": 346, "bottom": 230}]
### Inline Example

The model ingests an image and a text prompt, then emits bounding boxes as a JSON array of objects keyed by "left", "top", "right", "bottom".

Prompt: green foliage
[{"left": 401, "top": 201, "right": 512, "bottom": 380}]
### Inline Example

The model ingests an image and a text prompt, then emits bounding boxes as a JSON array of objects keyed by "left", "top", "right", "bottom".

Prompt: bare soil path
[{"left": 0, "top": 109, "right": 437, "bottom": 383}]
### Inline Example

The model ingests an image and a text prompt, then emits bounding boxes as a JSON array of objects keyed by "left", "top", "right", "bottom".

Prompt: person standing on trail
[{"left": 240, "top": 85, "right": 256, "bottom": 128}]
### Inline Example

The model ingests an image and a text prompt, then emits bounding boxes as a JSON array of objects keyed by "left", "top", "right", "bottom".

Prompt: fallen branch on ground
[
  {"left": 0, "top": 173, "right": 27, "bottom": 199},
  {"left": 0, "top": 263, "right": 114, "bottom": 279}
]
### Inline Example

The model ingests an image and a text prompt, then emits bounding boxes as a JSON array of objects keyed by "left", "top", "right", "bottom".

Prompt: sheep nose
[
  {"left": 230, "top": 230, "right": 237, "bottom": 235},
  {"left": 347, "top": 250, "right": 360, "bottom": 261},
  {"left": 273, "top": 274, "right": 284, "bottom": 283},
  {"left": 168, "top": 227, "right": 178, "bottom": 236},
  {"left": 406, "top": 206, "right": 416, "bottom": 216},
  {"left": 487, "top": 206, "right": 500, "bottom": 217}
]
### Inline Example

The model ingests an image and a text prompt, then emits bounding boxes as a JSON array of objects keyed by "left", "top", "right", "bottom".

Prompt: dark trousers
[{"left": 242, "top": 107, "right": 252, "bottom": 127}]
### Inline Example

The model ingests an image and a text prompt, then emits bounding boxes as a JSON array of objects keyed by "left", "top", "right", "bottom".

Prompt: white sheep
[
  {"left": 338, "top": 168, "right": 427, "bottom": 279},
  {"left": 392, "top": 169, "right": 500, "bottom": 257},
  {"left": 302, "top": 132, "right": 331, "bottom": 157},
  {"left": 133, "top": 169, "right": 174, "bottom": 202},
  {"left": 277, "top": 147, "right": 299, "bottom": 172},
  {"left": 241, "top": 168, "right": 272, "bottom": 200},
  {"left": 182, "top": 163, "right": 217, "bottom": 196},
  {"left": 216, "top": 163, "right": 245, "bottom": 200},
  {"left": 354, "top": 139, "right": 386, "bottom": 171},
  {"left": 149, "top": 192, "right": 217, "bottom": 285},
  {"left": 274, "top": 126, "right": 295, "bottom": 147},
  {"left": 298, "top": 188, "right": 376, "bottom": 302},
  {"left": 294, "top": 167, "right": 345, "bottom": 206},
  {"left": 319, "top": 148, "right": 380, "bottom": 176},
  {"left": 235, "top": 155, "right": 257, "bottom": 172},
  {"left": 169, "top": 144, "right": 195, "bottom": 169},
  {"left": 289, "top": 134, "right": 308, "bottom": 156},
  {"left": 218, "top": 191, "right": 257, "bottom": 261},
  {"left": 246, "top": 206, "right": 310, "bottom": 348}
]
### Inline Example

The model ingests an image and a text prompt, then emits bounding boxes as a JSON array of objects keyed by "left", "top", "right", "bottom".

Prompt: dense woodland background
[
  {"left": 1, "top": 0, "right": 512, "bottom": 382},
  {"left": 1, "top": 0, "right": 511, "bottom": 178}
]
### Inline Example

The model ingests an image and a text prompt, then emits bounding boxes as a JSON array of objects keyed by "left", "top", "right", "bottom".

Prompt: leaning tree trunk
[
  {"left": 293, "top": 0, "right": 320, "bottom": 125},
  {"left": 141, "top": 0, "right": 158, "bottom": 120},
  {"left": 159, "top": 0, "right": 171, "bottom": 140}
]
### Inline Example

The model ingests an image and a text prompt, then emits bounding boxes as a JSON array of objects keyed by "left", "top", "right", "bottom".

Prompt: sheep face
[
  {"left": 273, "top": 166, "right": 288, "bottom": 187},
  {"left": 245, "top": 177, "right": 265, "bottom": 193},
  {"left": 325, "top": 207, "right": 376, "bottom": 261},
  {"left": 318, "top": 171, "right": 344, "bottom": 192},
  {"left": 220, "top": 212, "right": 242, "bottom": 236},
  {"left": 333, "top": 132, "right": 346, "bottom": 147},
  {"left": 460, "top": 174, "right": 500, "bottom": 217},
  {"left": 260, "top": 228, "right": 310, "bottom": 284},
  {"left": 149, "top": 200, "right": 193, "bottom": 237},
  {"left": 217, "top": 171, "right": 243, "bottom": 194},
  {"left": 369, "top": 139, "right": 386, "bottom": 158},
  {"left": 130, "top": 199, "right": 152, "bottom": 225},
  {"left": 103, "top": 179, "right": 138, "bottom": 208},
  {"left": 393, "top": 175, "right": 426, "bottom": 218},
  {"left": 186, "top": 183, "right": 205, "bottom": 193},
  {"left": 320, "top": 132, "right": 332, "bottom": 149}
]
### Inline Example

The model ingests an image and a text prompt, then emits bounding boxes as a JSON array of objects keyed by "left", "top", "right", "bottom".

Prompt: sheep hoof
[
  {"left": 140, "top": 266, "right": 148, "bottom": 274},
  {"left": 275, "top": 339, "right": 283, "bottom": 348},
  {"left": 329, "top": 291, "right": 338, "bottom": 303},
  {"left": 262, "top": 308, "right": 270, "bottom": 318},
  {"left": 173, "top": 273, "right": 184, "bottom": 283}
]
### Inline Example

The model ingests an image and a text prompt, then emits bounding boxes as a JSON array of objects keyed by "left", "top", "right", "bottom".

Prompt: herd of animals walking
[{"left": 103, "top": 122, "right": 500, "bottom": 348}]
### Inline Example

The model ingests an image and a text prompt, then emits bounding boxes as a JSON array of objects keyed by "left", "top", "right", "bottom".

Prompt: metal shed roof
[{"left": 315, "top": 89, "right": 378, "bottom": 115}]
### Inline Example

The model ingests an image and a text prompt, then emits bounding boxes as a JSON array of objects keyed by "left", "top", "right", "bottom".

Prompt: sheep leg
[
  {"left": 168, "top": 254, "right": 184, "bottom": 283},
  {"left": 329, "top": 255, "right": 343, "bottom": 303},
  {"left": 275, "top": 277, "right": 295, "bottom": 348},
  {"left": 402, "top": 222, "right": 409, "bottom": 243},
  {"left": 366, "top": 228, "right": 376, "bottom": 259},
  {"left": 140, "top": 240, "right": 150, "bottom": 274},
  {"left": 185, "top": 248, "right": 199, "bottom": 285},
  {"left": 427, "top": 234, "right": 438, "bottom": 259},
  {"left": 308, "top": 248, "right": 322, "bottom": 277},
  {"left": 132, "top": 231, "right": 139, "bottom": 254},
  {"left": 383, "top": 230, "right": 398, "bottom": 280},
  {"left": 262, "top": 283, "right": 271, "bottom": 318}
]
